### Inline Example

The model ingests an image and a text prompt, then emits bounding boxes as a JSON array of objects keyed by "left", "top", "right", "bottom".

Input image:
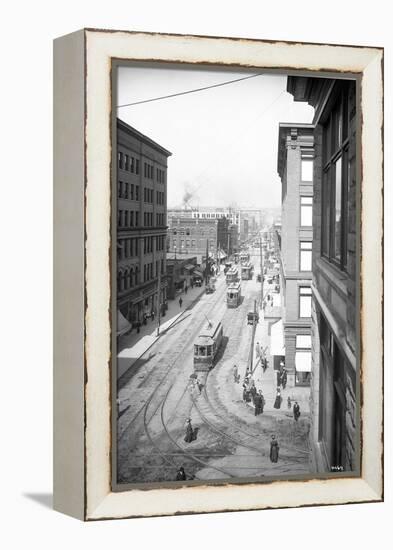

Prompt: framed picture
[{"left": 53, "top": 29, "right": 383, "bottom": 520}]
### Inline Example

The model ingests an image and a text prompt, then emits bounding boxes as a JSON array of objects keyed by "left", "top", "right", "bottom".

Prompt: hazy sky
[{"left": 118, "top": 65, "right": 314, "bottom": 209}]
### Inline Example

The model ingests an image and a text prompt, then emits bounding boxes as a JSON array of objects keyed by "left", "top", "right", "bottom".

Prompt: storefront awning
[
  {"left": 183, "top": 264, "right": 195, "bottom": 271},
  {"left": 193, "top": 269, "right": 203, "bottom": 278},
  {"left": 117, "top": 309, "right": 131, "bottom": 337},
  {"left": 295, "top": 351, "right": 312, "bottom": 372},
  {"left": 270, "top": 319, "right": 285, "bottom": 356}
]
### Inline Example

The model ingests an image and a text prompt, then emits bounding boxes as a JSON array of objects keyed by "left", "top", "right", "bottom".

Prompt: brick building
[
  {"left": 168, "top": 216, "right": 218, "bottom": 258},
  {"left": 117, "top": 118, "right": 171, "bottom": 327},
  {"left": 287, "top": 77, "right": 358, "bottom": 472},
  {"left": 277, "top": 123, "right": 314, "bottom": 388}
]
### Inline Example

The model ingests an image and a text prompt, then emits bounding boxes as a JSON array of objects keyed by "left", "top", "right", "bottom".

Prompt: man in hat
[
  {"left": 281, "top": 368, "right": 287, "bottom": 390},
  {"left": 293, "top": 401, "right": 301, "bottom": 422},
  {"left": 175, "top": 466, "right": 187, "bottom": 481}
]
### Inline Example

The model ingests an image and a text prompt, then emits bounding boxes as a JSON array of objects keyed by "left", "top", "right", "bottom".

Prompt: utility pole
[
  {"left": 156, "top": 263, "right": 161, "bottom": 336},
  {"left": 205, "top": 238, "right": 209, "bottom": 286},
  {"left": 249, "top": 299, "right": 257, "bottom": 374},
  {"left": 259, "top": 235, "right": 264, "bottom": 307}
]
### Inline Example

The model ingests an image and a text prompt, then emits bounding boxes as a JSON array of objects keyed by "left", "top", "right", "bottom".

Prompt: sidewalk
[
  {"left": 250, "top": 302, "right": 310, "bottom": 415},
  {"left": 117, "top": 276, "right": 215, "bottom": 380}
]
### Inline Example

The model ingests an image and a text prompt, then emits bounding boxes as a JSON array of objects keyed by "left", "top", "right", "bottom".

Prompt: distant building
[
  {"left": 287, "top": 76, "right": 358, "bottom": 472},
  {"left": 166, "top": 255, "right": 199, "bottom": 299},
  {"left": 167, "top": 216, "right": 218, "bottom": 259},
  {"left": 277, "top": 123, "right": 315, "bottom": 388},
  {"left": 217, "top": 216, "right": 230, "bottom": 254},
  {"left": 117, "top": 118, "right": 171, "bottom": 327},
  {"left": 229, "top": 224, "right": 239, "bottom": 255}
]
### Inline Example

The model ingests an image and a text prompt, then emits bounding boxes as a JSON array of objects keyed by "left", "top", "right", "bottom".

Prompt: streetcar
[
  {"left": 239, "top": 251, "right": 250, "bottom": 264},
  {"left": 193, "top": 320, "right": 224, "bottom": 371},
  {"left": 226, "top": 266, "right": 239, "bottom": 285},
  {"left": 226, "top": 282, "right": 241, "bottom": 308},
  {"left": 241, "top": 262, "right": 253, "bottom": 280}
]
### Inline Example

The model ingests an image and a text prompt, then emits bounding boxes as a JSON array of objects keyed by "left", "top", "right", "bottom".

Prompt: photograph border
[
  {"left": 110, "top": 61, "right": 363, "bottom": 492},
  {"left": 53, "top": 29, "right": 383, "bottom": 521}
]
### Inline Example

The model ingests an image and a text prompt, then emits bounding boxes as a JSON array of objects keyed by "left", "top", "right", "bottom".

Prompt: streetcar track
[
  {"left": 117, "top": 280, "right": 228, "bottom": 443},
  {"left": 160, "top": 382, "right": 237, "bottom": 479}
]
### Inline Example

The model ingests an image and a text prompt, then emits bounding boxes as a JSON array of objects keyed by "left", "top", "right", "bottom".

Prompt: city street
[{"left": 117, "top": 246, "right": 312, "bottom": 484}]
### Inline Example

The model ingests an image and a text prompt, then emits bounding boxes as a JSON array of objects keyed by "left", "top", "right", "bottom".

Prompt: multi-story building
[
  {"left": 277, "top": 123, "right": 314, "bottom": 388},
  {"left": 217, "top": 216, "right": 230, "bottom": 254},
  {"left": 167, "top": 216, "right": 218, "bottom": 259},
  {"left": 117, "top": 118, "right": 171, "bottom": 325},
  {"left": 287, "top": 77, "right": 358, "bottom": 473},
  {"left": 229, "top": 224, "right": 239, "bottom": 255}
]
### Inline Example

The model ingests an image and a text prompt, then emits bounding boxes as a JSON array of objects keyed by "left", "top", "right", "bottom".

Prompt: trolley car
[
  {"left": 226, "top": 266, "right": 239, "bottom": 285},
  {"left": 193, "top": 321, "right": 224, "bottom": 371},
  {"left": 226, "top": 282, "right": 241, "bottom": 308},
  {"left": 239, "top": 251, "right": 250, "bottom": 264},
  {"left": 241, "top": 262, "right": 253, "bottom": 280}
]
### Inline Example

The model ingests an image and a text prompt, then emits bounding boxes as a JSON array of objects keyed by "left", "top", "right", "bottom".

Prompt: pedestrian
[
  {"left": 281, "top": 369, "right": 287, "bottom": 390},
  {"left": 287, "top": 396, "right": 292, "bottom": 410},
  {"left": 293, "top": 401, "right": 301, "bottom": 422},
  {"left": 259, "top": 391, "right": 265, "bottom": 413},
  {"left": 197, "top": 380, "right": 203, "bottom": 394},
  {"left": 270, "top": 435, "right": 279, "bottom": 463},
  {"left": 250, "top": 384, "right": 257, "bottom": 404},
  {"left": 151, "top": 310, "right": 155, "bottom": 321},
  {"left": 254, "top": 392, "right": 261, "bottom": 416},
  {"left": 255, "top": 341, "right": 261, "bottom": 359},
  {"left": 242, "top": 385, "right": 248, "bottom": 402},
  {"left": 273, "top": 388, "right": 282, "bottom": 409},
  {"left": 184, "top": 419, "right": 194, "bottom": 443},
  {"left": 233, "top": 364, "right": 239, "bottom": 383},
  {"left": 276, "top": 370, "right": 281, "bottom": 387},
  {"left": 175, "top": 466, "right": 187, "bottom": 481},
  {"left": 143, "top": 314, "right": 147, "bottom": 326},
  {"left": 136, "top": 320, "right": 141, "bottom": 334},
  {"left": 179, "top": 297, "right": 183, "bottom": 308}
]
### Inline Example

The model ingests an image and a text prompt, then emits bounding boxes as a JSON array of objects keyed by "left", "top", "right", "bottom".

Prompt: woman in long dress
[
  {"left": 184, "top": 419, "right": 193, "bottom": 443},
  {"left": 270, "top": 435, "right": 279, "bottom": 463}
]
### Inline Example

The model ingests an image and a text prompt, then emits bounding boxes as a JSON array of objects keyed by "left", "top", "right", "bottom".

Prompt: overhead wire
[{"left": 117, "top": 73, "right": 264, "bottom": 108}]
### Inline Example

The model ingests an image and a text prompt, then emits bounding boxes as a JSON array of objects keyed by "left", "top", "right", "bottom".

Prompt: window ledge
[{"left": 316, "top": 257, "right": 348, "bottom": 296}]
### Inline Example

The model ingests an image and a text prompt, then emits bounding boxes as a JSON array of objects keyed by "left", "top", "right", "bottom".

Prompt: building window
[
  {"left": 295, "top": 335, "right": 311, "bottom": 386},
  {"left": 300, "top": 241, "right": 312, "bottom": 271},
  {"left": 301, "top": 158, "right": 313, "bottom": 181},
  {"left": 300, "top": 196, "right": 313, "bottom": 226},
  {"left": 118, "top": 152, "right": 123, "bottom": 169},
  {"left": 321, "top": 82, "right": 352, "bottom": 269},
  {"left": 299, "top": 286, "right": 312, "bottom": 317}
]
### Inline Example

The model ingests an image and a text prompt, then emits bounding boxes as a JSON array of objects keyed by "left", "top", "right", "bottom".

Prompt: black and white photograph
[{"left": 114, "top": 64, "right": 359, "bottom": 486}]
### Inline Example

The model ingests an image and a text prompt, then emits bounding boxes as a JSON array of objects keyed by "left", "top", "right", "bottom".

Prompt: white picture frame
[{"left": 53, "top": 29, "right": 383, "bottom": 521}]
